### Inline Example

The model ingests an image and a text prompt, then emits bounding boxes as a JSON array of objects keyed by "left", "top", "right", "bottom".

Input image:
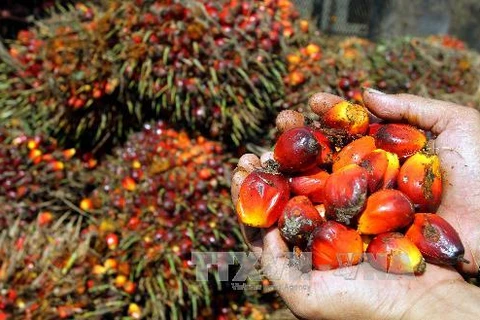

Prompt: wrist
[{"left": 404, "top": 279, "right": 480, "bottom": 320}]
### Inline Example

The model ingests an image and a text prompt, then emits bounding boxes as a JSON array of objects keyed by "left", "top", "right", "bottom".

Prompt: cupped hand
[{"left": 231, "top": 91, "right": 480, "bottom": 319}]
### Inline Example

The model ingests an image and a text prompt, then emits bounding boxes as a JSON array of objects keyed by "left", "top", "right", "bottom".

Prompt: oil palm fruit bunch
[
  {"left": 0, "top": 128, "right": 93, "bottom": 228},
  {"left": 69, "top": 121, "right": 244, "bottom": 318},
  {"left": 0, "top": 0, "right": 309, "bottom": 151},
  {"left": 235, "top": 98, "right": 467, "bottom": 275},
  {"left": 114, "top": 0, "right": 304, "bottom": 145}
]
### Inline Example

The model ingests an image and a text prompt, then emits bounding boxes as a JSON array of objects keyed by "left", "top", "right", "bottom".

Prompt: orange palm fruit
[
  {"left": 288, "top": 70, "right": 306, "bottom": 86},
  {"left": 397, "top": 152, "right": 442, "bottom": 212},
  {"left": 122, "top": 176, "right": 137, "bottom": 191},
  {"left": 324, "top": 164, "right": 369, "bottom": 226},
  {"left": 48, "top": 160, "right": 65, "bottom": 171},
  {"left": 128, "top": 303, "right": 141, "bottom": 319},
  {"left": 360, "top": 149, "right": 399, "bottom": 192},
  {"left": 79, "top": 198, "right": 94, "bottom": 211},
  {"left": 289, "top": 168, "right": 329, "bottom": 203},
  {"left": 278, "top": 196, "right": 325, "bottom": 247},
  {"left": 28, "top": 149, "right": 42, "bottom": 163},
  {"left": 357, "top": 189, "right": 414, "bottom": 235},
  {"left": 62, "top": 148, "right": 76, "bottom": 159},
  {"left": 310, "top": 221, "right": 363, "bottom": 270},
  {"left": 374, "top": 123, "right": 427, "bottom": 159},
  {"left": 38, "top": 211, "right": 53, "bottom": 226},
  {"left": 405, "top": 213, "right": 466, "bottom": 265},
  {"left": 308, "top": 129, "right": 334, "bottom": 166},
  {"left": 332, "top": 136, "right": 376, "bottom": 172},
  {"left": 366, "top": 232, "right": 426, "bottom": 275},
  {"left": 322, "top": 101, "right": 369, "bottom": 136},
  {"left": 236, "top": 170, "right": 290, "bottom": 228},
  {"left": 274, "top": 127, "right": 320, "bottom": 173},
  {"left": 286, "top": 53, "right": 302, "bottom": 66},
  {"left": 305, "top": 44, "right": 321, "bottom": 60},
  {"left": 299, "top": 19, "right": 309, "bottom": 33}
]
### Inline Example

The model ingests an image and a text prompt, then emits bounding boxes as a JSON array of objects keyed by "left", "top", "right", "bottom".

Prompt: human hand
[{"left": 231, "top": 91, "right": 480, "bottom": 319}]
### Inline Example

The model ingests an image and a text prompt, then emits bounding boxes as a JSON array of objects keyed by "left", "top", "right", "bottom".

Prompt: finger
[
  {"left": 240, "top": 223, "right": 263, "bottom": 258},
  {"left": 261, "top": 227, "right": 310, "bottom": 309},
  {"left": 308, "top": 92, "right": 344, "bottom": 116},
  {"left": 363, "top": 89, "right": 468, "bottom": 134},
  {"left": 237, "top": 153, "right": 260, "bottom": 173},
  {"left": 276, "top": 110, "right": 305, "bottom": 133},
  {"left": 231, "top": 168, "right": 248, "bottom": 207}
]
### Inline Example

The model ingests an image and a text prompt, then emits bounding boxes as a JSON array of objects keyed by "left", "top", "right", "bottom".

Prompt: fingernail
[{"left": 365, "top": 87, "right": 386, "bottom": 95}]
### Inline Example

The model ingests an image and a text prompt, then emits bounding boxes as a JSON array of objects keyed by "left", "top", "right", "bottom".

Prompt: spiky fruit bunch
[
  {"left": 236, "top": 98, "right": 468, "bottom": 275},
  {"left": 0, "top": 129, "right": 92, "bottom": 228},
  {"left": 115, "top": 0, "right": 303, "bottom": 145},
  {"left": 75, "top": 121, "right": 242, "bottom": 318},
  {"left": 1, "top": 0, "right": 310, "bottom": 150}
]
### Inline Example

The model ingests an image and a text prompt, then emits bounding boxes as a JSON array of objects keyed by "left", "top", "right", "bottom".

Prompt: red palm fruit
[
  {"left": 322, "top": 101, "right": 369, "bottom": 136},
  {"left": 289, "top": 168, "right": 329, "bottom": 203},
  {"left": 368, "top": 123, "right": 382, "bottom": 136},
  {"left": 332, "top": 136, "right": 376, "bottom": 172},
  {"left": 357, "top": 190, "right": 414, "bottom": 235},
  {"left": 278, "top": 196, "right": 325, "bottom": 247},
  {"left": 310, "top": 221, "right": 363, "bottom": 270},
  {"left": 360, "top": 149, "right": 399, "bottom": 192},
  {"left": 397, "top": 152, "right": 442, "bottom": 212},
  {"left": 366, "top": 232, "right": 426, "bottom": 274},
  {"left": 308, "top": 129, "right": 334, "bottom": 166},
  {"left": 324, "top": 164, "right": 369, "bottom": 225},
  {"left": 106, "top": 233, "right": 119, "bottom": 250},
  {"left": 38, "top": 211, "right": 53, "bottom": 226},
  {"left": 236, "top": 170, "right": 290, "bottom": 228},
  {"left": 123, "top": 281, "right": 136, "bottom": 294},
  {"left": 374, "top": 124, "right": 427, "bottom": 159},
  {"left": 274, "top": 127, "right": 320, "bottom": 173},
  {"left": 405, "top": 213, "right": 466, "bottom": 265}
]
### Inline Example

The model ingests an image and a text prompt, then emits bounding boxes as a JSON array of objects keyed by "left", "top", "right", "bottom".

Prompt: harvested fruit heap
[
  {"left": 284, "top": 36, "right": 480, "bottom": 115},
  {"left": 0, "top": 122, "right": 250, "bottom": 319},
  {"left": 0, "top": 0, "right": 311, "bottom": 151},
  {"left": 236, "top": 100, "right": 466, "bottom": 274}
]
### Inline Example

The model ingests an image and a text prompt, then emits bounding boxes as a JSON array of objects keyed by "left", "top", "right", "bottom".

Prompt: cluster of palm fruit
[
  {"left": 0, "top": 0, "right": 312, "bottom": 150},
  {"left": 78, "top": 121, "right": 242, "bottom": 318},
  {"left": 0, "top": 122, "right": 254, "bottom": 319}
]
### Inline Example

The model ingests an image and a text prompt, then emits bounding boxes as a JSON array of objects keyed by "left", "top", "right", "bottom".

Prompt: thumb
[
  {"left": 363, "top": 89, "right": 466, "bottom": 134},
  {"left": 261, "top": 227, "right": 310, "bottom": 308}
]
